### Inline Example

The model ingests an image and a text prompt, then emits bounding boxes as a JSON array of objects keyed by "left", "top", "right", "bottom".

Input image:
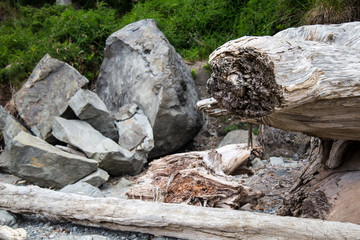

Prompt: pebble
[{"left": 269, "top": 157, "right": 285, "bottom": 166}]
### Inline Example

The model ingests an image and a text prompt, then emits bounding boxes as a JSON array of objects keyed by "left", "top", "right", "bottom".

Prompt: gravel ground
[{"left": 17, "top": 214, "right": 179, "bottom": 240}]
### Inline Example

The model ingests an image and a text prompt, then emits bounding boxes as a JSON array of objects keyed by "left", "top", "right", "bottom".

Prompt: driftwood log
[
  {"left": 127, "top": 144, "right": 263, "bottom": 209},
  {"left": 201, "top": 21, "right": 360, "bottom": 141},
  {"left": 198, "top": 22, "right": 360, "bottom": 224},
  {"left": 1, "top": 183, "right": 360, "bottom": 240}
]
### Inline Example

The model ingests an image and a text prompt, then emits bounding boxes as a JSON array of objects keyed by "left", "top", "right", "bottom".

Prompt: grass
[{"left": 0, "top": 0, "right": 358, "bottom": 88}]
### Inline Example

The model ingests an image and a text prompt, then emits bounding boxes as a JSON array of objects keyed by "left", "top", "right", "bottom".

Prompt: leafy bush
[
  {"left": 1, "top": 0, "right": 356, "bottom": 88},
  {"left": 118, "top": 0, "right": 310, "bottom": 60},
  {"left": 0, "top": 3, "right": 118, "bottom": 86}
]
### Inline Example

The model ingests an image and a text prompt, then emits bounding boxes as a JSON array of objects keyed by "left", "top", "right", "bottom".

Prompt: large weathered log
[
  {"left": 1, "top": 183, "right": 360, "bottom": 240},
  {"left": 127, "top": 144, "right": 263, "bottom": 209},
  {"left": 202, "top": 22, "right": 360, "bottom": 141}
]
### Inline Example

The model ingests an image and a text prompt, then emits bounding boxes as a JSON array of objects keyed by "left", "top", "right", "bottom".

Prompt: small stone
[
  {"left": 269, "top": 157, "right": 285, "bottom": 167},
  {"left": 251, "top": 158, "right": 265, "bottom": 168},
  {"left": 218, "top": 129, "right": 259, "bottom": 148},
  {"left": 77, "top": 168, "right": 109, "bottom": 188},
  {"left": 0, "top": 210, "right": 17, "bottom": 227},
  {"left": 284, "top": 162, "right": 303, "bottom": 168},
  {"left": 60, "top": 182, "right": 105, "bottom": 198}
]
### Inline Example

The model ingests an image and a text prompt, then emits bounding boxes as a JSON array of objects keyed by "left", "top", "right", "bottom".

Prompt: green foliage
[
  {"left": 190, "top": 69, "right": 197, "bottom": 80},
  {"left": 118, "top": 0, "right": 247, "bottom": 60},
  {"left": 2, "top": 0, "right": 355, "bottom": 88},
  {"left": 0, "top": 3, "right": 118, "bottom": 86}
]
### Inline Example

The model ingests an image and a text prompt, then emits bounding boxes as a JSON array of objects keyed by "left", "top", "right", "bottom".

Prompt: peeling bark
[{"left": 127, "top": 144, "right": 263, "bottom": 209}]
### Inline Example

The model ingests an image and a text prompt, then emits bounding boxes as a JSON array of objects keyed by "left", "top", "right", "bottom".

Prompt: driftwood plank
[{"left": 1, "top": 183, "right": 360, "bottom": 240}]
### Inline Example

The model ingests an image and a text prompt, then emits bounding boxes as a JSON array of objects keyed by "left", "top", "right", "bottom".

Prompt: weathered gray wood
[
  {"left": 127, "top": 144, "right": 262, "bottom": 209},
  {"left": 202, "top": 22, "right": 360, "bottom": 141},
  {"left": 0, "top": 225, "right": 27, "bottom": 240},
  {"left": 1, "top": 183, "right": 360, "bottom": 240}
]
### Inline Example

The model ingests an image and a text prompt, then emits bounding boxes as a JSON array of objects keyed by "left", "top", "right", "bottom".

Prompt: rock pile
[{"left": 0, "top": 19, "right": 202, "bottom": 189}]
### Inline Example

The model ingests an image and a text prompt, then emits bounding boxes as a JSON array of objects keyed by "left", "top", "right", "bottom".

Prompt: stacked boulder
[
  {"left": 0, "top": 19, "right": 202, "bottom": 189},
  {"left": 96, "top": 19, "right": 203, "bottom": 158}
]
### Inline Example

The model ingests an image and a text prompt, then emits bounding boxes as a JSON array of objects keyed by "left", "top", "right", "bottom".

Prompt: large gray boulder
[
  {"left": 14, "top": 54, "right": 88, "bottom": 141},
  {"left": 0, "top": 106, "right": 28, "bottom": 150},
  {"left": 52, "top": 117, "right": 145, "bottom": 175},
  {"left": 115, "top": 104, "right": 154, "bottom": 161},
  {"left": 96, "top": 19, "right": 203, "bottom": 158},
  {"left": 68, "top": 89, "right": 118, "bottom": 141},
  {"left": 9, "top": 131, "right": 98, "bottom": 188}
]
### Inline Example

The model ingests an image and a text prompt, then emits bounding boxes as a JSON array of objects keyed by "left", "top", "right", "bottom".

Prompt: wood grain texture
[
  {"left": 1, "top": 182, "right": 360, "bottom": 240},
  {"left": 127, "top": 144, "right": 262, "bottom": 209},
  {"left": 204, "top": 22, "right": 360, "bottom": 140}
]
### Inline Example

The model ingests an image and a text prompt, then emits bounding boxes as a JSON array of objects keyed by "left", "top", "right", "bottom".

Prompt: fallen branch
[{"left": 1, "top": 183, "right": 360, "bottom": 240}]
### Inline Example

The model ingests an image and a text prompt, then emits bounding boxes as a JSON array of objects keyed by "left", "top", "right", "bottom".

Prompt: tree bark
[
  {"left": 1, "top": 183, "right": 360, "bottom": 240},
  {"left": 203, "top": 22, "right": 360, "bottom": 141},
  {"left": 127, "top": 144, "right": 263, "bottom": 209}
]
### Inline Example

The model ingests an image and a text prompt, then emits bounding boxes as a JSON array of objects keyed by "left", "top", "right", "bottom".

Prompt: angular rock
[
  {"left": 59, "top": 182, "right": 105, "bottom": 198},
  {"left": 14, "top": 54, "right": 88, "bottom": 141},
  {"left": 258, "top": 125, "right": 311, "bottom": 159},
  {"left": 78, "top": 168, "right": 109, "bottom": 187},
  {"left": 115, "top": 104, "right": 154, "bottom": 160},
  {"left": 9, "top": 131, "right": 98, "bottom": 188},
  {"left": 96, "top": 19, "right": 203, "bottom": 158},
  {"left": 0, "top": 172, "right": 21, "bottom": 184},
  {"left": 0, "top": 106, "right": 28, "bottom": 150},
  {"left": 68, "top": 89, "right": 118, "bottom": 141},
  {"left": 52, "top": 117, "right": 144, "bottom": 175},
  {"left": 0, "top": 148, "right": 11, "bottom": 173},
  {"left": 269, "top": 157, "right": 285, "bottom": 167},
  {"left": 218, "top": 129, "right": 259, "bottom": 148},
  {"left": 0, "top": 210, "right": 17, "bottom": 227},
  {"left": 251, "top": 158, "right": 266, "bottom": 168}
]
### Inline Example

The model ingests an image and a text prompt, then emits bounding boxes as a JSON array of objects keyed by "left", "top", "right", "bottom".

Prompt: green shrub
[
  {"left": 190, "top": 69, "right": 197, "bottom": 80},
  {"left": 0, "top": 3, "right": 118, "bottom": 86}
]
